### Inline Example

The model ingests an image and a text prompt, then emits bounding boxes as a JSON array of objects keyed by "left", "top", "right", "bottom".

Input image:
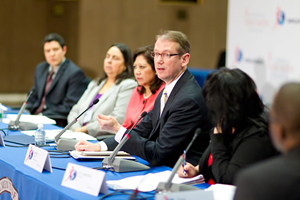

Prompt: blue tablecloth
[{"left": 0, "top": 122, "right": 210, "bottom": 199}]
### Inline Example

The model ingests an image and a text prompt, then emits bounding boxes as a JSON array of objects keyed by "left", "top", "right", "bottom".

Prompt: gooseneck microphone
[
  {"left": 54, "top": 98, "right": 99, "bottom": 151},
  {"left": 8, "top": 89, "right": 37, "bottom": 132},
  {"left": 156, "top": 128, "right": 202, "bottom": 193},
  {"left": 102, "top": 111, "right": 150, "bottom": 172}
]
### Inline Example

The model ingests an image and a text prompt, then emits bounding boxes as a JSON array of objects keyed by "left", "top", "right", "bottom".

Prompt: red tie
[{"left": 35, "top": 71, "right": 54, "bottom": 114}]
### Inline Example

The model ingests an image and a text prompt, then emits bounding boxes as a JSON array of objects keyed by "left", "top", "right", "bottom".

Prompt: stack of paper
[
  {"left": 107, "top": 171, "right": 204, "bottom": 192},
  {"left": 6, "top": 114, "right": 56, "bottom": 124},
  {"left": 69, "top": 150, "right": 136, "bottom": 160}
]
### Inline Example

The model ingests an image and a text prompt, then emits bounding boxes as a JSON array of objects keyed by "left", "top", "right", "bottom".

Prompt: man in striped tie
[{"left": 26, "top": 33, "right": 89, "bottom": 127}]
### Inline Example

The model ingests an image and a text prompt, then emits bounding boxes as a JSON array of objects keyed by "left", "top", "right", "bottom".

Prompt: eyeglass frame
[{"left": 150, "top": 51, "right": 185, "bottom": 60}]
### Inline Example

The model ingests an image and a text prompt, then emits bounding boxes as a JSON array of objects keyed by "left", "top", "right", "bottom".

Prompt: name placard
[
  {"left": 0, "top": 133, "right": 5, "bottom": 146},
  {"left": 24, "top": 144, "right": 52, "bottom": 173},
  {"left": 62, "top": 163, "right": 108, "bottom": 196}
]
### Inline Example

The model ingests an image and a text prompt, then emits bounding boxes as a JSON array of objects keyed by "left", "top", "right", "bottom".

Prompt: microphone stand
[
  {"left": 8, "top": 90, "right": 38, "bottom": 132},
  {"left": 156, "top": 128, "right": 202, "bottom": 193},
  {"left": 55, "top": 99, "right": 99, "bottom": 151},
  {"left": 102, "top": 112, "right": 150, "bottom": 172}
]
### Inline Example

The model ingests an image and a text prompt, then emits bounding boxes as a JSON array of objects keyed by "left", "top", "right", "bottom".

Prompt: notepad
[{"left": 69, "top": 150, "right": 136, "bottom": 160}]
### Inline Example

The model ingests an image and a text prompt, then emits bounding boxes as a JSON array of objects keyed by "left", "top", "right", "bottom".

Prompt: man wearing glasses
[{"left": 75, "top": 30, "right": 212, "bottom": 168}]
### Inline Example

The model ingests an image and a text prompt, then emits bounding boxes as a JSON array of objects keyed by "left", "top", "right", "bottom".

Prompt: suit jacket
[
  {"left": 234, "top": 146, "right": 300, "bottom": 200},
  {"left": 198, "top": 118, "right": 277, "bottom": 184},
  {"left": 68, "top": 78, "right": 137, "bottom": 137},
  {"left": 27, "top": 59, "right": 89, "bottom": 121},
  {"left": 104, "top": 69, "right": 212, "bottom": 167}
]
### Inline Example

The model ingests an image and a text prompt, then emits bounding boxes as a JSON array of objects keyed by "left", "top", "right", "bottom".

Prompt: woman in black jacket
[{"left": 178, "top": 68, "right": 277, "bottom": 184}]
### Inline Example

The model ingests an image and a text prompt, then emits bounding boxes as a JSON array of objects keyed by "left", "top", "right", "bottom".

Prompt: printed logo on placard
[
  {"left": 64, "top": 166, "right": 77, "bottom": 183},
  {"left": 0, "top": 177, "right": 19, "bottom": 200},
  {"left": 25, "top": 146, "right": 34, "bottom": 161}
]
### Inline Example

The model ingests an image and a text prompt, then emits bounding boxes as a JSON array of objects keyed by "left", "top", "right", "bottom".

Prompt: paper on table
[
  {"left": 1, "top": 104, "right": 8, "bottom": 111},
  {"left": 22, "top": 130, "right": 97, "bottom": 141},
  {"left": 107, "top": 171, "right": 204, "bottom": 192},
  {"left": 7, "top": 114, "right": 56, "bottom": 124},
  {"left": 69, "top": 150, "right": 136, "bottom": 160},
  {"left": 205, "top": 184, "right": 236, "bottom": 200}
]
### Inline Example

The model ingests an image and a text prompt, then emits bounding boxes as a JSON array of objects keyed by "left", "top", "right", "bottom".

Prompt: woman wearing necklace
[{"left": 67, "top": 43, "right": 137, "bottom": 137}]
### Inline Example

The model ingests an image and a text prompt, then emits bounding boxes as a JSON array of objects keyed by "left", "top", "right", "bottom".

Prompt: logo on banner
[
  {"left": 64, "top": 166, "right": 77, "bottom": 183},
  {"left": 276, "top": 7, "right": 285, "bottom": 25},
  {"left": 0, "top": 177, "right": 19, "bottom": 200},
  {"left": 25, "top": 146, "right": 34, "bottom": 161},
  {"left": 235, "top": 47, "right": 243, "bottom": 63}
]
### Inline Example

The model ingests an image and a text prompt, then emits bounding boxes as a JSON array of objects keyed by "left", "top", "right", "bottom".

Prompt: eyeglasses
[{"left": 150, "top": 52, "right": 184, "bottom": 60}]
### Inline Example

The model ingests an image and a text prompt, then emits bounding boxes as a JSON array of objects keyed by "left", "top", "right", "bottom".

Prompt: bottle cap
[{"left": 38, "top": 124, "right": 43, "bottom": 129}]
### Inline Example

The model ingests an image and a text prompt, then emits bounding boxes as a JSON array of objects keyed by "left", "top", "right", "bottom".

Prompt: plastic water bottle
[
  {"left": 35, "top": 124, "right": 46, "bottom": 146},
  {"left": 0, "top": 103, "right": 3, "bottom": 122}
]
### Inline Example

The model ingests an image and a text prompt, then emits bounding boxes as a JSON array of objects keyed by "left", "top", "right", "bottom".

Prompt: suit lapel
[{"left": 149, "top": 70, "right": 191, "bottom": 138}]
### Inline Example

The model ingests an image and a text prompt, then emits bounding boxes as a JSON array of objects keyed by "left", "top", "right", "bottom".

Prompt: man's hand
[
  {"left": 97, "top": 114, "right": 121, "bottom": 134},
  {"left": 74, "top": 139, "right": 101, "bottom": 151}
]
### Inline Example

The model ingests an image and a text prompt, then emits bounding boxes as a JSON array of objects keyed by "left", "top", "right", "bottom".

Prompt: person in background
[
  {"left": 67, "top": 43, "right": 136, "bottom": 137},
  {"left": 26, "top": 33, "right": 89, "bottom": 127},
  {"left": 234, "top": 82, "right": 300, "bottom": 200},
  {"left": 75, "top": 44, "right": 165, "bottom": 141},
  {"left": 75, "top": 30, "right": 212, "bottom": 168},
  {"left": 178, "top": 68, "right": 277, "bottom": 184}
]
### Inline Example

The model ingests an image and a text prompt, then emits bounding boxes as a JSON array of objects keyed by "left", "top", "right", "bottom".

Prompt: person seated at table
[
  {"left": 75, "top": 30, "right": 212, "bottom": 168},
  {"left": 26, "top": 33, "right": 89, "bottom": 127},
  {"left": 67, "top": 43, "right": 137, "bottom": 137},
  {"left": 177, "top": 68, "right": 277, "bottom": 184},
  {"left": 234, "top": 82, "right": 300, "bottom": 200}
]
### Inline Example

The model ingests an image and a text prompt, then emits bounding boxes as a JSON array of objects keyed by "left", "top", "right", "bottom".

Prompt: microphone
[
  {"left": 8, "top": 90, "right": 38, "bottom": 132},
  {"left": 102, "top": 111, "right": 150, "bottom": 172},
  {"left": 156, "top": 128, "right": 202, "bottom": 193},
  {"left": 55, "top": 98, "right": 99, "bottom": 151}
]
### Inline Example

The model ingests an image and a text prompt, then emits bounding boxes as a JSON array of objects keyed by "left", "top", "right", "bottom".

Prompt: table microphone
[
  {"left": 54, "top": 98, "right": 99, "bottom": 151},
  {"left": 156, "top": 128, "right": 202, "bottom": 193},
  {"left": 102, "top": 111, "right": 150, "bottom": 172},
  {"left": 8, "top": 90, "right": 38, "bottom": 132}
]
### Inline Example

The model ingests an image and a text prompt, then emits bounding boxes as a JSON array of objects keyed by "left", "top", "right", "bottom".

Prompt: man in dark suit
[
  {"left": 75, "top": 30, "right": 212, "bottom": 167},
  {"left": 234, "top": 82, "right": 300, "bottom": 200},
  {"left": 27, "top": 33, "right": 89, "bottom": 127}
]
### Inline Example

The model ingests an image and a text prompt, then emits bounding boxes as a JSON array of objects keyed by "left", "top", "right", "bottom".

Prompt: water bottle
[
  {"left": 35, "top": 124, "right": 46, "bottom": 146},
  {"left": 0, "top": 103, "right": 3, "bottom": 122}
]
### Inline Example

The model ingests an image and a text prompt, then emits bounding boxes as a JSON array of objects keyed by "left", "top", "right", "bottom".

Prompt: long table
[{"left": 0, "top": 122, "right": 210, "bottom": 199}]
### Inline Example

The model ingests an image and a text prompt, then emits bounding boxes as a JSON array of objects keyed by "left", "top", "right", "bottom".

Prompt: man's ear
[
  {"left": 63, "top": 45, "right": 67, "bottom": 55},
  {"left": 181, "top": 53, "right": 190, "bottom": 66}
]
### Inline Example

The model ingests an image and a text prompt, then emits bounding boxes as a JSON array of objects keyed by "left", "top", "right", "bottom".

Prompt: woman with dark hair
[
  {"left": 67, "top": 43, "right": 137, "bottom": 137},
  {"left": 74, "top": 45, "right": 165, "bottom": 150},
  {"left": 178, "top": 68, "right": 277, "bottom": 184}
]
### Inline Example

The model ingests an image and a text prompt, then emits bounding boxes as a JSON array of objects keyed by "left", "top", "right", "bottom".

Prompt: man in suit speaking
[
  {"left": 234, "top": 82, "right": 300, "bottom": 200},
  {"left": 75, "top": 30, "right": 212, "bottom": 167},
  {"left": 26, "top": 33, "right": 89, "bottom": 127}
]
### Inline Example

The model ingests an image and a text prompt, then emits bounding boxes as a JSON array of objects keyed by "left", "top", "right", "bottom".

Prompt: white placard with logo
[
  {"left": 0, "top": 133, "right": 5, "bottom": 146},
  {"left": 61, "top": 163, "right": 108, "bottom": 196},
  {"left": 24, "top": 144, "right": 52, "bottom": 173}
]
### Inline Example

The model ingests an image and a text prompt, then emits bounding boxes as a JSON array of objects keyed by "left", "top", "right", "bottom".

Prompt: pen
[{"left": 182, "top": 150, "right": 187, "bottom": 176}]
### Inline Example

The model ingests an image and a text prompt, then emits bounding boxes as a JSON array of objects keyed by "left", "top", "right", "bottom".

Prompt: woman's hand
[
  {"left": 74, "top": 140, "right": 101, "bottom": 151},
  {"left": 97, "top": 114, "right": 121, "bottom": 134},
  {"left": 177, "top": 162, "right": 199, "bottom": 178}
]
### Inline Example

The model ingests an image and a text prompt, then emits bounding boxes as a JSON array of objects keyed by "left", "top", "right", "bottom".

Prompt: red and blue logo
[
  {"left": 276, "top": 7, "right": 285, "bottom": 25},
  {"left": 64, "top": 166, "right": 77, "bottom": 183},
  {"left": 25, "top": 147, "right": 34, "bottom": 161}
]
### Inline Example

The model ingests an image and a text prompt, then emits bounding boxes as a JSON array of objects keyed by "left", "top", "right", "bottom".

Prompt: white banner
[{"left": 227, "top": 0, "right": 300, "bottom": 105}]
